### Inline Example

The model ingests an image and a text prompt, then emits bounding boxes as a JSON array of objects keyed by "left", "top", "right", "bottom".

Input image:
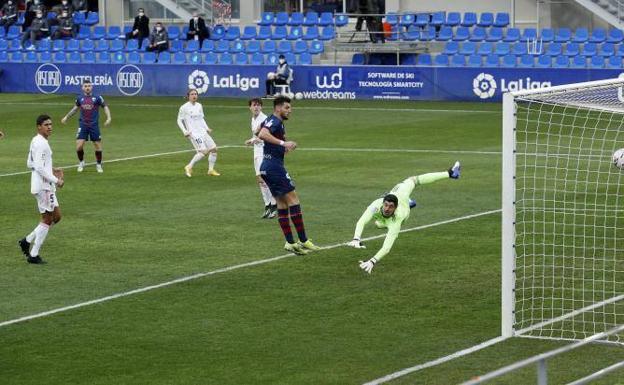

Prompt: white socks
[
  {"left": 30, "top": 222, "right": 50, "bottom": 257},
  {"left": 208, "top": 152, "right": 217, "bottom": 171},
  {"left": 188, "top": 152, "right": 205, "bottom": 167},
  {"left": 260, "top": 183, "right": 274, "bottom": 206}
]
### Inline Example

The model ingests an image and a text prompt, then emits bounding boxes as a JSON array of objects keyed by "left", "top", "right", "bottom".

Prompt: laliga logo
[
  {"left": 189, "top": 70, "right": 210, "bottom": 94},
  {"left": 316, "top": 68, "right": 343, "bottom": 89},
  {"left": 35, "top": 63, "right": 62, "bottom": 94},
  {"left": 473, "top": 73, "right": 497, "bottom": 99},
  {"left": 116, "top": 65, "right": 143, "bottom": 96}
]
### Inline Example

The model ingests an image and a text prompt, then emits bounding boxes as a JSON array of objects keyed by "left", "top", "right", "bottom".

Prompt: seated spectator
[
  {"left": 57, "top": 0, "right": 74, "bottom": 16},
  {"left": 265, "top": 54, "right": 293, "bottom": 97},
  {"left": 52, "top": 10, "right": 75, "bottom": 39},
  {"left": 21, "top": 10, "right": 50, "bottom": 49},
  {"left": 147, "top": 22, "right": 169, "bottom": 53},
  {"left": 187, "top": 11, "right": 210, "bottom": 48},
  {"left": 72, "top": 0, "right": 88, "bottom": 13},
  {"left": 24, "top": 0, "right": 47, "bottom": 32},
  {"left": 125, "top": 7, "right": 149, "bottom": 49},
  {"left": 0, "top": 0, "right": 18, "bottom": 33}
]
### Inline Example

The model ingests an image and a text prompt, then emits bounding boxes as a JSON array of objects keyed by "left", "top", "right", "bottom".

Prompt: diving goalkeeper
[{"left": 347, "top": 161, "right": 461, "bottom": 274}]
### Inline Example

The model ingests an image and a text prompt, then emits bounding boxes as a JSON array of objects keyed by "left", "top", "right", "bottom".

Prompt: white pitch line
[{"left": 0, "top": 208, "right": 500, "bottom": 328}]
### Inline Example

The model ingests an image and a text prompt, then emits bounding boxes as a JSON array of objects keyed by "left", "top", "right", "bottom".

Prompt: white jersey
[
  {"left": 177, "top": 101, "right": 209, "bottom": 137},
  {"left": 27, "top": 134, "right": 58, "bottom": 194},
  {"left": 250, "top": 112, "right": 268, "bottom": 159}
]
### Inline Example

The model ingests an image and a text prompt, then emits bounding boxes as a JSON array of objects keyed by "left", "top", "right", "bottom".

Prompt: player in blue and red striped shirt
[{"left": 61, "top": 80, "right": 112, "bottom": 173}]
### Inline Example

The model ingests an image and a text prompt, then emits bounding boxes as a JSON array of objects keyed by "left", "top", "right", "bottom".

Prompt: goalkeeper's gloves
[
  {"left": 346, "top": 238, "right": 366, "bottom": 249},
  {"left": 358, "top": 258, "right": 377, "bottom": 274}
]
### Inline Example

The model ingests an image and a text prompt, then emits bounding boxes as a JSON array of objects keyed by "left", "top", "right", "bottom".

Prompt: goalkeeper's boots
[
  {"left": 207, "top": 169, "right": 221, "bottom": 176},
  {"left": 409, "top": 199, "right": 417, "bottom": 209},
  {"left": 299, "top": 239, "right": 321, "bottom": 251},
  {"left": 448, "top": 161, "right": 461, "bottom": 179},
  {"left": 284, "top": 242, "right": 308, "bottom": 255},
  {"left": 18, "top": 238, "right": 31, "bottom": 257}
]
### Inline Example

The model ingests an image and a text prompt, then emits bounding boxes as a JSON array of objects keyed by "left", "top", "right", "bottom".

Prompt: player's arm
[
  {"left": 257, "top": 127, "right": 296, "bottom": 151},
  {"left": 32, "top": 146, "right": 60, "bottom": 186},
  {"left": 359, "top": 222, "right": 401, "bottom": 274},
  {"left": 103, "top": 105, "right": 111, "bottom": 126},
  {"left": 176, "top": 108, "right": 190, "bottom": 137},
  {"left": 347, "top": 204, "right": 375, "bottom": 248},
  {"left": 61, "top": 106, "right": 79, "bottom": 124},
  {"left": 201, "top": 119, "right": 212, "bottom": 134}
]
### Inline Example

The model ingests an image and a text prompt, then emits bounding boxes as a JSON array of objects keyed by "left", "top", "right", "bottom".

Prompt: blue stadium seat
[
  {"left": 535, "top": 55, "right": 551, "bottom": 68},
  {"left": 72, "top": 12, "right": 85, "bottom": 25},
  {"left": 262, "top": 40, "right": 276, "bottom": 53},
  {"left": 590, "top": 55, "right": 604, "bottom": 68},
  {"left": 24, "top": 51, "right": 38, "bottom": 63},
  {"left": 185, "top": 40, "right": 200, "bottom": 52},
  {"left": 85, "top": 12, "right": 99, "bottom": 25},
  {"left": 607, "top": 56, "right": 622, "bottom": 68},
  {"left": 540, "top": 28, "right": 554, "bottom": 43},
  {"left": 478, "top": 42, "right": 494, "bottom": 55},
  {"left": 511, "top": 43, "right": 525, "bottom": 56},
  {"left": 172, "top": 51, "right": 186, "bottom": 64},
  {"left": 485, "top": 27, "right": 503, "bottom": 42},
  {"left": 123, "top": 26, "right": 133, "bottom": 35},
  {"left": 241, "top": 26, "right": 256, "bottom": 40},
  {"left": 188, "top": 52, "right": 201, "bottom": 64},
  {"left": 518, "top": 54, "right": 534, "bottom": 67},
  {"left": 219, "top": 53, "right": 233, "bottom": 64},
  {"left": 8, "top": 39, "right": 21, "bottom": 51},
  {"left": 106, "top": 26, "right": 121, "bottom": 40},
  {"left": 15, "top": 12, "right": 24, "bottom": 26},
  {"left": 385, "top": 12, "right": 398, "bottom": 26},
  {"left": 0, "top": 28, "right": 4, "bottom": 39},
  {"left": 293, "top": 40, "right": 307, "bottom": 53},
  {"left": 564, "top": 43, "right": 579, "bottom": 56},
  {"left": 95, "top": 39, "right": 109, "bottom": 51},
  {"left": 467, "top": 54, "right": 482, "bottom": 67},
  {"left": 453, "top": 26, "right": 470, "bottom": 41},
  {"left": 303, "top": 26, "right": 319, "bottom": 40},
  {"left": 77, "top": 25, "right": 90, "bottom": 39},
  {"left": 109, "top": 39, "right": 124, "bottom": 52},
  {"left": 277, "top": 40, "right": 292, "bottom": 53},
  {"left": 257, "top": 25, "right": 272, "bottom": 40},
  {"left": 352, "top": 53, "right": 365, "bottom": 65},
  {"left": 155, "top": 51, "right": 170, "bottom": 64},
  {"left": 0, "top": 40, "right": 7, "bottom": 52},
  {"left": 504, "top": 28, "right": 520, "bottom": 43},
  {"left": 37, "top": 51, "right": 51, "bottom": 62},
  {"left": 245, "top": 40, "right": 260, "bottom": 53},
  {"left": 600, "top": 42, "right": 615, "bottom": 56},
  {"left": 215, "top": 40, "right": 229, "bottom": 53},
  {"left": 522, "top": 28, "right": 537, "bottom": 41},
  {"left": 420, "top": 28, "right": 437, "bottom": 41},
  {"left": 414, "top": 13, "right": 428, "bottom": 27},
  {"left": 417, "top": 53, "right": 432, "bottom": 65},
  {"left": 124, "top": 39, "right": 139, "bottom": 52},
  {"left": 571, "top": 55, "right": 586, "bottom": 68},
  {"left": 450, "top": 54, "right": 465, "bottom": 66},
  {"left": 553, "top": 55, "right": 569, "bottom": 68},
  {"left": 445, "top": 12, "right": 461, "bottom": 26},
  {"left": 400, "top": 54, "right": 417, "bottom": 65},
  {"left": 400, "top": 14, "right": 415, "bottom": 27},
  {"left": 461, "top": 12, "right": 477, "bottom": 27},
  {"left": 402, "top": 25, "right": 420, "bottom": 41},
  {"left": 169, "top": 40, "right": 183, "bottom": 52},
  {"left": 494, "top": 12, "right": 510, "bottom": 27},
  {"left": 200, "top": 40, "right": 215, "bottom": 52},
  {"left": 546, "top": 42, "right": 562, "bottom": 56},
  {"left": 37, "top": 39, "right": 51, "bottom": 52},
  {"left": 266, "top": 53, "right": 279, "bottom": 65},
  {"left": 272, "top": 26, "right": 287, "bottom": 40},
  {"left": 501, "top": 54, "right": 516, "bottom": 67},
  {"left": 443, "top": 41, "right": 459, "bottom": 55},
  {"left": 67, "top": 51, "right": 81, "bottom": 63},
  {"left": 309, "top": 40, "right": 323, "bottom": 54},
  {"left": 53, "top": 52, "right": 67, "bottom": 63},
  {"left": 7, "top": 25, "right": 20, "bottom": 40},
  {"left": 275, "top": 12, "right": 289, "bottom": 26},
  {"left": 581, "top": 42, "right": 597, "bottom": 57},
  {"left": 617, "top": 45, "right": 624, "bottom": 57},
  {"left": 590, "top": 28, "right": 606, "bottom": 43},
  {"left": 470, "top": 27, "right": 486, "bottom": 42},
  {"left": 127, "top": 51, "right": 140, "bottom": 63},
  {"left": 91, "top": 26, "right": 105, "bottom": 40},
  {"left": 9, "top": 51, "right": 22, "bottom": 63},
  {"left": 431, "top": 12, "right": 445, "bottom": 26},
  {"left": 436, "top": 26, "right": 453, "bottom": 41},
  {"left": 224, "top": 26, "right": 240, "bottom": 40},
  {"left": 259, "top": 12, "right": 274, "bottom": 26},
  {"left": 288, "top": 26, "right": 303, "bottom": 40},
  {"left": 320, "top": 27, "right": 335, "bottom": 40},
  {"left": 211, "top": 25, "right": 226, "bottom": 40},
  {"left": 204, "top": 52, "right": 218, "bottom": 64},
  {"left": 319, "top": 12, "right": 333, "bottom": 26},
  {"left": 572, "top": 28, "right": 589, "bottom": 43},
  {"left": 66, "top": 39, "right": 80, "bottom": 52},
  {"left": 434, "top": 54, "right": 449, "bottom": 66},
  {"left": 229, "top": 40, "right": 245, "bottom": 53},
  {"left": 478, "top": 12, "right": 494, "bottom": 27},
  {"left": 52, "top": 40, "right": 65, "bottom": 52},
  {"left": 289, "top": 12, "right": 304, "bottom": 26},
  {"left": 555, "top": 28, "right": 571, "bottom": 43},
  {"left": 250, "top": 52, "right": 264, "bottom": 65},
  {"left": 335, "top": 14, "right": 349, "bottom": 27},
  {"left": 459, "top": 41, "right": 476, "bottom": 55},
  {"left": 303, "top": 11, "right": 319, "bottom": 26},
  {"left": 299, "top": 52, "right": 312, "bottom": 64},
  {"left": 111, "top": 51, "right": 125, "bottom": 64},
  {"left": 495, "top": 42, "right": 510, "bottom": 56},
  {"left": 83, "top": 51, "right": 96, "bottom": 63},
  {"left": 234, "top": 52, "right": 248, "bottom": 64},
  {"left": 607, "top": 29, "right": 624, "bottom": 44},
  {"left": 0, "top": 51, "right": 8, "bottom": 62}
]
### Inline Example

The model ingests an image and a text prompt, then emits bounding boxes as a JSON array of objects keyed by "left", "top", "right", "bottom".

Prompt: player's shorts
[
  {"left": 76, "top": 126, "right": 101, "bottom": 141},
  {"left": 34, "top": 190, "right": 59, "bottom": 214},
  {"left": 260, "top": 161, "right": 295, "bottom": 197},
  {"left": 253, "top": 156, "right": 263, "bottom": 176},
  {"left": 190, "top": 132, "right": 216, "bottom": 153},
  {"left": 389, "top": 178, "right": 416, "bottom": 204}
]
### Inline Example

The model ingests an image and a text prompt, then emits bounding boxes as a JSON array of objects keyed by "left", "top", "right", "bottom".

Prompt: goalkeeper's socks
[
  {"left": 277, "top": 208, "right": 294, "bottom": 244},
  {"left": 289, "top": 204, "right": 308, "bottom": 243},
  {"left": 95, "top": 150, "right": 103, "bottom": 164}
]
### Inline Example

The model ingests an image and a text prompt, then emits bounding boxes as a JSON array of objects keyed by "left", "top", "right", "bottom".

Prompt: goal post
[{"left": 502, "top": 78, "right": 624, "bottom": 343}]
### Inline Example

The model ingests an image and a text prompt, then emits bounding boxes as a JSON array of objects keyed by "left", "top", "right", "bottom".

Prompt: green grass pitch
[{"left": 0, "top": 94, "right": 622, "bottom": 384}]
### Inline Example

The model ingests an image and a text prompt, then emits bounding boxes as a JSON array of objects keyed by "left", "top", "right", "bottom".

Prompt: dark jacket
[
  {"left": 29, "top": 16, "right": 50, "bottom": 32},
  {"left": 72, "top": 0, "right": 88, "bottom": 12},
  {"left": 1, "top": 3, "right": 18, "bottom": 20},
  {"left": 58, "top": 16, "right": 74, "bottom": 32},
  {"left": 188, "top": 16, "right": 209, "bottom": 38},
  {"left": 132, "top": 15, "right": 150, "bottom": 36},
  {"left": 149, "top": 27, "right": 169, "bottom": 47}
]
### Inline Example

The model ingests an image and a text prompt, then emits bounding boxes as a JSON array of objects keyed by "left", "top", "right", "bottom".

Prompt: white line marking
[
  {"left": 363, "top": 336, "right": 509, "bottom": 385},
  {"left": 0, "top": 209, "right": 500, "bottom": 328},
  {"left": 0, "top": 101, "right": 500, "bottom": 114},
  {"left": 0, "top": 146, "right": 500, "bottom": 178}
]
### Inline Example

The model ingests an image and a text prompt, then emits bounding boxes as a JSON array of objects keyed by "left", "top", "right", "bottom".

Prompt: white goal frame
[{"left": 501, "top": 77, "right": 624, "bottom": 340}]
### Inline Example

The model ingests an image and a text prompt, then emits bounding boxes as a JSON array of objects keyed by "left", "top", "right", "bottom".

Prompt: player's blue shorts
[
  {"left": 260, "top": 160, "right": 295, "bottom": 197},
  {"left": 76, "top": 126, "right": 101, "bottom": 141}
]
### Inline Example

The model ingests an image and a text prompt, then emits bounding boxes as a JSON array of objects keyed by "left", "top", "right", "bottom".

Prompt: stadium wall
[{"left": 2, "top": 63, "right": 623, "bottom": 102}]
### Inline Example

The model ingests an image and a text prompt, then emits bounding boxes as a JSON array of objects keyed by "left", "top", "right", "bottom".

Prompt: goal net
[{"left": 502, "top": 78, "right": 624, "bottom": 344}]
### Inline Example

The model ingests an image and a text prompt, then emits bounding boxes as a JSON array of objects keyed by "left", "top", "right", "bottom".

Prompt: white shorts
[
  {"left": 34, "top": 190, "right": 59, "bottom": 214},
  {"left": 190, "top": 132, "right": 216, "bottom": 152},
  {"left": 254, "top": 156, "right": 263, "bottom": 176}
]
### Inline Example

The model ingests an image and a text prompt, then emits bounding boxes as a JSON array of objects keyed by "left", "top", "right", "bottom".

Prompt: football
[
  {"left": 295, "top": 92, "right": 303, "bottom": 100},
  {"left": 613, "top": 148, "right": 624, "bottom": 169}
]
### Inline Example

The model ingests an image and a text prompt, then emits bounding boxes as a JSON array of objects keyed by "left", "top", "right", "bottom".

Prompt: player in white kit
[
  {"left": 18, "top": 114, "right": 65, "bottom": 264},
  {"left": 245, "top": 98, "right": 277, "bottom": 218},
  {"left": 177, "top": 89, "right": 220, "bottom": 177}
]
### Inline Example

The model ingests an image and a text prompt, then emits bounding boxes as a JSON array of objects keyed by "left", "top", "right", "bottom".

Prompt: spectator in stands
[
  {"left": 24, "top": 0, "right": 47, "bottom": 32},
  {"left": 187, "top": 11, "right": 210, "bottom": 48},
  {"left": 265, "top": 54, "right": 292, "bottom": 97},
  {"left": 58, "top": 0, "right": 74, "bottom": 16},
  {"left": 126, "top": 7, "right": 150, "bottom": 49},
  {"left": 52, "top": 9, "right": 75, "bottom": 39},
  {"left": 0, "top": 0, "right": 18, "bottom": 33},
  {"left": 354, "top": 0, "right": 384, "bottom": 43},
  {"left": 21, "top": 9, "right": 50, "bottom": 49},
  {"left": 72, "top": 0, "right": 88, "bottom": 13},
  {"left": 147, "top": 22, "right": 169, "bottom": 54}
]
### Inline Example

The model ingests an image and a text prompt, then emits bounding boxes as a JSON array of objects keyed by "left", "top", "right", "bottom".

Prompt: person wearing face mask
[
  {"left": 147, "top": 22, "right": 169, "bottom": 55},
  {"left": 187, "top": 11, "right": 210, "bottom": 48},
  {"left": 125, "top": 7, "right": 150, "bottom": 49},
  {"left": 22, "top": 10, "right": 50, "bottom": 49},
  {"left": 24, "top": 0, "right": 47, "bottom": 32},
  {"left": 265, "top": 55, "right": 293, "bottom": 97},
  {"left": 52, "top": 10, "right": 75, "bottom": 39},
  {"left": 0, "top": 0, "right": 18, "bottom": 33},
  {"left": 58, "top": 0, "right": 74, "bottom": 16}
]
